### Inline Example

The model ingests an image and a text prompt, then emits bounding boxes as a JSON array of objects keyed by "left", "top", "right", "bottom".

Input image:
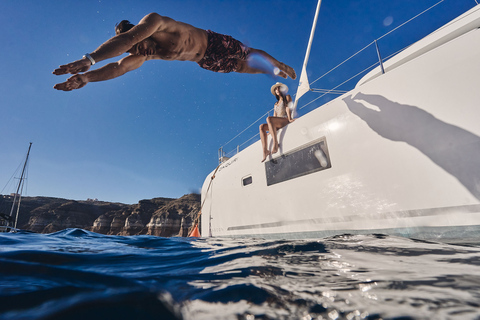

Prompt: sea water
[{"left": 1, "top": 229, "right": 479, "bottom": 320}]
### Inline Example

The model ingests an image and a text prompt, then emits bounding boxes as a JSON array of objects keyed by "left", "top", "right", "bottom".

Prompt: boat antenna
[
  {"left": 293, "top": 0, "right": 322, "bottom": 118},
  {"left": 9, "top": 142, "right": 32, "bottom": 231}
]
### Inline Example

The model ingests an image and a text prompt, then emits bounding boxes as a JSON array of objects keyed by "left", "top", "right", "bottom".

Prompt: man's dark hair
[{"left": 115, "top": 20, "right": 135, "bottom": 35}]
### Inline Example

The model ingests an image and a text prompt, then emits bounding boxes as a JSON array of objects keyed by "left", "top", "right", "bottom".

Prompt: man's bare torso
[{"left": 141, "top": 16, "right": 208, "bottom": 62}]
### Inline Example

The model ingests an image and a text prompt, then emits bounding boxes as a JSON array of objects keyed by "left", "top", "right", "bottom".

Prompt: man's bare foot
[
  {"left": 276, "top": 70, "right": 288, "bottom": 79},
  {"left": 277, "top": 62, "right": 296, "bottom": 80},
  {"left": 261, "top": 151, "right": 271, "bottom": 162},
  {"left": 285, "top": 65, "right": 296, "bottom": 80}
]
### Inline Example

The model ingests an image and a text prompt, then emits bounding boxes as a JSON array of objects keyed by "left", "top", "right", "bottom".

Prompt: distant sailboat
[{"left": 0, "top": 143, "right": 32, "bottom": 233}]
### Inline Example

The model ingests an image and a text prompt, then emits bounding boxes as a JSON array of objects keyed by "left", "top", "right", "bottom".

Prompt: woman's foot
[
  {"left": 261, "top": 151, "right": 271, "bottom": 162},
  {"left": 272, "top": 143, "right": 280, "bottom": 154}
]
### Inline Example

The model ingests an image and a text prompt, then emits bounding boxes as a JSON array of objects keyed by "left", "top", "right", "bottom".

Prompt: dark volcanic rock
[{"left": 0, "top": 194, "right": 201, "bottom": 237}]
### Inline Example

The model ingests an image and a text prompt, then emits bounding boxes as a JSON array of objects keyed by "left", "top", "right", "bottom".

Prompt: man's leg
[{"left": 237, "top": 48, "right": 296, "bottom": 79}]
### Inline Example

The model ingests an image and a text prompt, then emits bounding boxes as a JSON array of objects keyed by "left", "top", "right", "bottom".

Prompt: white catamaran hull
[{"left": 201, "top": 5, "right": 480, "bottom": 241}]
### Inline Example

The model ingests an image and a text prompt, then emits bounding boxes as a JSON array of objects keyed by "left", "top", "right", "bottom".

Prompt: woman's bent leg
[
  {"left": 267, "top": 117, "right": 289, "bottom": 154},
  {"left": 259, "top": 123, "right": 270, "bottom": 162}
]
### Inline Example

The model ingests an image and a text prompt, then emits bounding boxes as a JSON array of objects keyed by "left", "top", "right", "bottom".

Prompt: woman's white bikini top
[{"left": 274, "top": 100, "right": 288, "bottom": 118}]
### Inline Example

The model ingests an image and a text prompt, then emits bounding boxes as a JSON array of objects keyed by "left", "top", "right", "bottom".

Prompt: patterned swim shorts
[{"left": 197, "top": 30, "right": 251, "bottom": 73}]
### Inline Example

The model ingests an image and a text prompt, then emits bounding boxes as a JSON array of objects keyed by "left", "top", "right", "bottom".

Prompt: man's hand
[
  {"left": 54, "top": 74, "right": 88, "bottom": 91},
  {"left": 53, "top": 58, "right": 91, "bottom": 75}
]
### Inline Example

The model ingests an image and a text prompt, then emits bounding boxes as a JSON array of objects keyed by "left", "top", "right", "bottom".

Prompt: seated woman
[{"left": 260, "top": 82, "right": 295, "bottom": 162}]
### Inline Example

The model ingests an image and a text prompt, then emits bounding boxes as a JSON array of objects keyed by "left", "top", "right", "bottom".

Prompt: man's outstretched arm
[
  {"left": 54, "top": 55, "right": 147, "bottom": 91},
  {"left": 53, "top": 13, "right": 165, "bottom": 76}
]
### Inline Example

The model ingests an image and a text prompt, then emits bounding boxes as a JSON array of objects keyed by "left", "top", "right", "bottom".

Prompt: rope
[
  {"left": 377, "top": 0, "right": 445, "bottom": 42},
  {"left": 224, "top": 132, "right": 261, "bottom": 158},
  {"left": 304, "top": 0, "right": 443, "bottom": 89},
  {"left": 299, "top": 59, "right": 379, "bottom": 111},
  {"left": 188, "top": 163, "right": 222, "bottom": 236},
  {"left": 309, "top": 40, "right": 375, "bottom": 88},
  {"left": 310, "top": 88, "right": 347, "bottom": 94},
  {"left": 299, "top": 0, "right": 446, "bottom": 110}
]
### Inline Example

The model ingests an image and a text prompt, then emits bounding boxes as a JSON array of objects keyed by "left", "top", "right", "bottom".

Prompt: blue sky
[{"left": 0, "top": 0, "right": 476, "bottom": 204}]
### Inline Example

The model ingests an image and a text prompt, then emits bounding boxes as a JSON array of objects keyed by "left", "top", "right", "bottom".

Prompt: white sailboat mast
[
  {"left": 9, "top": 142, "right": 32, "bottom": 231},
  {"left": 293, "top": 0, "right": 322, "bottom": 114}
]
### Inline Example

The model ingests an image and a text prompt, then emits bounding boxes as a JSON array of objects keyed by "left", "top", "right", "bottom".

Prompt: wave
[{"left": 1, "top": 230, "right": 480, "bottom": 319}]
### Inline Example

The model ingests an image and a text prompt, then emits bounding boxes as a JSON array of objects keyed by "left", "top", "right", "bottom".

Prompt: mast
[
  {"left": 293, "top": 0, "right": 322, "bottom": 116},
  {"left": 9, "top": 142, "right": 32, "bottom": 231}
]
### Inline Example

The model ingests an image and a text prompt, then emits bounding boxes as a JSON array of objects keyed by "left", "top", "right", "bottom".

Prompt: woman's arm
[{"left": 286, "top": 95, "right": 295, "bottom": 122}]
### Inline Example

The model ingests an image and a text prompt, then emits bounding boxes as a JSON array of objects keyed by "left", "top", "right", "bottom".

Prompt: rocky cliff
[{"left": 0, "top": 194, "right": 201, "bottom": 237}]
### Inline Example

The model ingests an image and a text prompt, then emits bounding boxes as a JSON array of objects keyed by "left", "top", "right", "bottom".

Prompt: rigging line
[
  {"left": 383, "top": 47, "right": 407, "bottom": 61},
  {"left": 224, "top": 129, "right": 262, "bottom": 157},
  {"left": 200, "top": 164, "right": 220, "bottom": 210},
  {"left": 226, "top": 132, "right": 260, "bottom": 156},
  {"left": 1, "top": 161, "right": 24, "bottom": 195},
  {"left": 310, "top": 88, "right": 347, "bottom": 94},
  {"left": 311, "top": 88, "right": 347, "bottom": 92},
  {"left": 310, "top": 91, "right": 345, "bottom": 95},
  {"left": 299, "top": 60, "right": 380, "bottom": 111},
  {"left": 308, "top": 0, "right": 444, "bottom": 89},
  {"left": 309, "top": 41, "right": 375, "bottom": 87},
  {"left": 221, "top": 109, "right": 272, "bottom": 149},
  {"left": 188, "top": 163, "right": 222, "bottom": 236},
  {"left": 236, "top": 133, "right": 260, "bottom": 152},
  {"left": 377, "top": 0, "right": 445, "bottom": 42},
  {"left": 298, "top": 92, "right": 326, "bottom": 111},
  {"left": 240, "top": 133, "right": 260, "bottom": 148},
  {"left": 297, "top": 7, "right": 441, "bottom": 113}
]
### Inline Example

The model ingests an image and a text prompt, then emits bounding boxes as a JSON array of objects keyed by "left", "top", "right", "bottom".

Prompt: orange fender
[{"left": 188, "top": 224, "right": 201, "bottom": 237}]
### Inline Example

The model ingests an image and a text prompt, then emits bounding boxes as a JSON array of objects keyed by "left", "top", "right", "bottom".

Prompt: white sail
[{"left": 297, "top": 65, "right": 311, "bottom": 98}]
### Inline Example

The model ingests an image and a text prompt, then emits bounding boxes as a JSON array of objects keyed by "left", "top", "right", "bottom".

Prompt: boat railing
[{"left": 217, "top": 0, "right": 476, "bottom": 164}]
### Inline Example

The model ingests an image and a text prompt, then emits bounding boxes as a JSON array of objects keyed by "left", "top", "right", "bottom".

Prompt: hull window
[
  {"left": 242, "top": 176, "right": 253, "bottom": 186},
  {"left": 265, "top": 137, "right": 331, "bottom": 186}
]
